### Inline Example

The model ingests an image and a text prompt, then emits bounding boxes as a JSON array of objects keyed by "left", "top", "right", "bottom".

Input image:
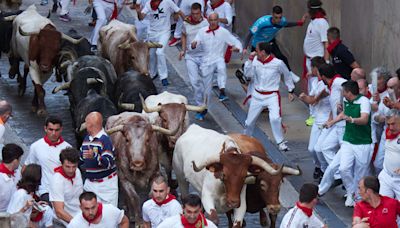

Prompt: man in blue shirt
[{"left": 243, "top": 5, "right": 306, "bottom": 82}]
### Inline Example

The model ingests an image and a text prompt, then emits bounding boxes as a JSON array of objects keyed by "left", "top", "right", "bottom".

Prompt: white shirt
[
  {"left": 0, "top": 123, "right": 5, "bottom": 145},
  {"left": 25, "top": 138, "right": 71, "bottom": 195},
  {"left": 142, "top": 198, "right": 182, "bottom": 227},
  {"left": 280, "top": 205, "right": 324, "bottom": 228},
  {"left": 142, "top": 0, "right": 180, "bottom": 36},
  {"left": 67, "top": 204, "right": 124, "bottom": 228},
  {"left": 49, "top": 169, "right": 83, "bottom": 225},
  {"left": 0, "top": 169, "right": 20, "bottom": 212},
  {"left": 303, "top": 18, "right": 329, "bottom": 58},
  {"left": 310, "top": 81, "right": 331, "bottom": 124},
  {"left": 158, "top": 214, "right": 217, "bottom": 228},
  {"left": 329, "top": 77, "right": 347, "bottom": 127},
  {"left": 384, "top": 134, "right": 400, "bottom": 176},
  {"left": 7, "top": 189, "right": 32, "bottom": 220},
  {"left": 193, "top": 26, "right": 242, "bottom": 66},
  {"left": 205, "top": 1, "right": 232, "bottom": 28},
  {"left": 182, "top": 19, "right": 209, "bottom": 58},
  {"left": 244, "top": 56, "right": 294, "bottom": 98}
]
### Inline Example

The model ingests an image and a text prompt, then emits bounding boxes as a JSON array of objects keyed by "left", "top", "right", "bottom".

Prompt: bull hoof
[
  {"left": 18, "top": 86, "right": 26, "bottom": 97},
  {"left": 31, "top": 106, "right": 38, "bottom": 113},
  {"left": 36, "top": 109, "right": 48, "bottom": 117}
]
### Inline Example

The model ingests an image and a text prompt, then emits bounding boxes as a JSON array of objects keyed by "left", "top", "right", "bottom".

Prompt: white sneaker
[
  {"left": 345, "top": 194, "right": 355, "bottom": 207},
  {"left": 278, "top": 141, "right": 290, "bottom": 151},
  {"left": 290, "top": 71, "right": 300, "bottom": 83}
]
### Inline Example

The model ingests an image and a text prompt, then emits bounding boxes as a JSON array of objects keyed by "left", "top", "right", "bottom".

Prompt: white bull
[{"left": 173, "top": 124, "right": 282, "bottom": 227}]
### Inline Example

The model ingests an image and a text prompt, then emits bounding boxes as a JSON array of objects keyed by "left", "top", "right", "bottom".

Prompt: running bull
[
  {"left": 173, "top": 124, "right": 283, "bottom": 227},
  {"left": 9, "top": 5, "right": 83, "bottom": 116},
  {"left": 105, "top": 112, "right": 179, "bottom": 224},
  {"left": 98, "top": 19, "right": 162, "bottom": 76}
]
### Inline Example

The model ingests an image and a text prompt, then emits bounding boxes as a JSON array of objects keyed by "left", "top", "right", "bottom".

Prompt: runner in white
[
  {"left": 179, "top": 2, "right": 209, "bottom": 120},
  {"left": 205, "top": 0, "right": 232, "bottom": 29},
  {"left": 243, "top": 42, "right": 294, "bottom": 151},
  {"left": 0, "top": 144, "right": 23, "bottom": 212},
  {"left": 134, "top": 0, "right": 151, "bottom": 41},
  {"left": 136, "top": 0, "right": 185, "bottom": 86},
  {"left": 142, "top": 175, "right": 182, "bottom": 227},
  {"left": 67, "top": 192, "right": 129, "bottom": 228},
  {"left": 50, "top": 148, "right": 84, "bottom": 226},
  {"left": 191, "top": 12, "right": 242, "bottom": 102},
  {"left": 280, "top": 183, "right": 326, "bottom": 228},
  {"left": 158, "top": 194, "right": 217, "bottom": 228},
  {"left": 24, "top": 116, "right": 72, "bottom": 204},
  {"left": 7, "top": 164, "right": 54, "bottom": 228}
]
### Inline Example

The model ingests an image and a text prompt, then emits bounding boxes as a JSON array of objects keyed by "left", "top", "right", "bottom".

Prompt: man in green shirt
[{"left": 330, "top": 80, "right": 372, "bottom": 207}]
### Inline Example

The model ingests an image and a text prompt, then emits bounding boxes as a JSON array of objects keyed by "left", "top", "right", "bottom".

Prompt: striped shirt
[{"left": 80, "top": 129, "right": 116, "bottom": 180}]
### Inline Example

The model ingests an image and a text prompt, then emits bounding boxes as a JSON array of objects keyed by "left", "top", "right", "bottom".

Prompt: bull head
[
  {"left": 140, "top": 93, "right": 206, "bottom": 113},
  {"left": 52, "top": 77, "right": 104, "bottom": 94},
  {"left": 19, "top": 26, "right": 84, "bottom": 44},
  {"left": 117, "top": 93, "right": 135, "bottom": 111}
]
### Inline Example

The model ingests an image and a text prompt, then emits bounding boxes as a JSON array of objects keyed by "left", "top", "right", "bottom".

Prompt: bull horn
[
  {"left": 282, "top": 165, "right": 302, "bottom": 176},
  {"left": 87, "top": 78, "right": 104, "bottom": 84},
  {"left": 61, "top": 33, "right": 84, "bottom": 44},
  {"left": 118, "top": 93, "right": 135, "bottom": 111},
  {"left": 191, "top": 153, "right": 220, "bottom": 172},
  {"left": 140, "top": 93, "right": 161, "bottom": 113},
  {"left": 118, "top": 40, "right": 130, "bottom": 49},
  {"left": 146, "top": 41, "right": 163, "bottom": 48},
  {"left": 106, "top": 125, "right": 124, "bottom": 135},
  {"left": 52, "top": 81, "right": 71, "bottom": 94},
  {"left": 3, "top": 15, "right": 17, "bottom": 21},
  {"left": 46, "top": 9, "right": 51, "bottom": 18},
  {"left": 251, "top": 156, "right": 282, "bottom": 176},
  {"left": 60, "top": 60, "right": 72, "bottom": 69},
  {"left": 245, "top": 176, "right": 256, "bottom": 184},
  {"left": 19, "top": 26, "right": 37, "bottom": 36},
  {"left": 79, "top": 122, "right": 86, "bottom": 132},
  {"left": 151, "top": 124, "right": 179, "bottom": 136},
  {"left": 185, "top": 104, "right": 207, "bottom": 112}
]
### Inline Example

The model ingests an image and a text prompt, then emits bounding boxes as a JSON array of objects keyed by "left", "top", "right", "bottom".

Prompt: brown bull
[
  {"left": 227, "top": 134, "right": 301, "bottom": 228},
  {"left": 99, "top": 19, "right": 162, "bottom": 76},
  {"left": 105, "top": 112, "right": 179, "bottom": 224}
]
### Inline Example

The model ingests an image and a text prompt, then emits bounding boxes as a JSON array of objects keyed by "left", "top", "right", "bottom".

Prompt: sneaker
[
  {"left": 305, "top": 116, "right": 315, "bottom": 126},
  {"left": 88, "top": 20, "right": 96, "bottom": 27},
  {"left": 59, "top": 14, "right": 71, "bottom": 22},
  {"left": 195, "top": 110, "right": 208, "bottom": 121},
  {"left": 161, "top": 79, "right": 169, "bottom": 86},
  {"left": 278, "top": 141, "right": 290, "bottom": 151},
  {"left": 345, "top": 194, "right": 355, "bottom": 207},
  {"left": 218, "top": 94, "right": 228, "bottom": 102},
  {"left": 235, "top": 69, "right": 246, "bottom": 84},
  {"left": 313, "top": 167, "right": 323, "bottom": 179},
  {"left": 290, "top": 71, "right": 300, "bottom": 83},
  {"left": 329, "top": 179, "right": 343, "bottom": 190},
  {"left": 90, "top": 45, "right": 97, "bottom": 52},
  {"left": 168, "top": 37, "right": 181, "bottom": 47},
  {"left": 40, "top": 0, "right": 48, "bottom": 5}
]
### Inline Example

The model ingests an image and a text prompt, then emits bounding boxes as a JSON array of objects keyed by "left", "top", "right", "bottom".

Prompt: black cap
[{"left": 308, "top": 0, "right": 322, "bottom": 9}]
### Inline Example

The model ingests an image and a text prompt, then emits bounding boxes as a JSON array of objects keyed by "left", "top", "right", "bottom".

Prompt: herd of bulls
[{"left": 0, "top": 4, "right": 303, "bottom": 228}]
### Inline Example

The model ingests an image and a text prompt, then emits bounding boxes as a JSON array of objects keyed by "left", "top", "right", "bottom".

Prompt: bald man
[
  {"left": 80, "top": 112, "right": 118, "bottom": 206},
  {"left": 351, "top": 68, "right": 366, "bottom": 81},
  {"left": 0, "top": 100, "right": 12, "bottom": 148}
]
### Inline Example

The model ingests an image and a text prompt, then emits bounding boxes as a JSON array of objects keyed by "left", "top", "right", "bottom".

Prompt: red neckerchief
[
  {"left": 296, "top": 202, "right": 313, "bottom": 217},
  {"left": 54, "top": 166, "right": 75, "bottom": 185},
  {"left": 386, "top": 128, "right": 400, "bottom": 140},
  {"left": 150, "top": 0, "right": 162, "bottom": 10},
  {"left": 366, "top": 91, "right": 372, "bottom": 99},
  {"left": 327, "top": 39, "right": 342, "bottom": 54},
  {"left": 206, "top": 25, "right": 219, "bottom": 35},
  {"left": 31, "top": 210, "right": 44, "bottom": 222},
  {"left": 152, "top": 194, "right": 176, "bottom": 206},
  {"left": 83, "top": 203, "right": 103, "bottom": 225},
  {"left": 184, "top": 16, "right": 203, "bottom": 25},
  {"left": 328, "top": 74, "right": 342, "bottom": 92},
  {"left": 211, "top": 0, "right": 224, "bottom": 10},
  {"left": 378, "top": 86, "right": 387, "bottom": 94},
  {"left": 44, "top": 135, "right": 64, "bottom": 147},
  {"left": 181, "top": 212, "right": 208, "bottom": 228},
  {"left": 257, "top": 55, "right": 274, "bottom": 65},
  {"left": 311, "top": 11, "right": 326, "bottom": 20},
  {"left": 0, "top": 163, "right": 15, "bottom": 177}
]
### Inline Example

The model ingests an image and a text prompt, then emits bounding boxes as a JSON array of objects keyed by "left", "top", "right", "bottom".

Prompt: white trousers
[
  {"left": 378, "top": 169, "right": 400, "bottom": 199},
  {"left": 308, "top": 123, "right": 327, "bottom": 170},
  {"left": 339, "top": 142, "right": 372, "bottom": 196},
  {"left": 90, "top": 0, "right": 115, "bottom": 45},
  {"left": 148, "top": 31, "right": 170, "bottom": 80},
  {"left": 244, "top": 92, "right": 284, "bottom": 144},
  {"left": 373, "top": 130, "right": 386, "bottom": 174},
  {"left": 185, "top": 55, "right": 204, "bottom": 106},
  {"left": 306, "top": 57, "right": 317, "bottom": 116},
  {"left": 84, "top": 174, "right": 119, "bottom": 207},
  {"left": 319, "top": 125, "right": 344, "bottom": 166},
  {"left": 201, "top": 59, "right": 227, "bottom": 90},
  {"left": 318, "top": 149, "right": 342, "bottom": 195},
  {"left": 59, "top": 0, "right": 70, "bottom": 15}
]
